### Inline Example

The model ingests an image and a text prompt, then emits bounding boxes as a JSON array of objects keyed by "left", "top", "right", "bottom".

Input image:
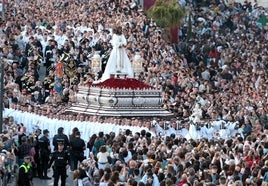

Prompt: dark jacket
[{"left": 18, "top": 163, "right": 33, "bottom": 186}]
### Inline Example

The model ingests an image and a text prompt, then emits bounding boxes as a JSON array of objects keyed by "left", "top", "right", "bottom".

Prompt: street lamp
[{"left": 90, "top": 51, "right": 102, "bottom": 80}]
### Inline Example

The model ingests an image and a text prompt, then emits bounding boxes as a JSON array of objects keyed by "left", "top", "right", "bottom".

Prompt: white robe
[{"left": 101, "top": 33, "right": 134, "bottom": 81}]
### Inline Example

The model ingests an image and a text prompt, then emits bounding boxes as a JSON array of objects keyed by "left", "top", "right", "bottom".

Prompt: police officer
[
  {"left": 53, "top": 127, "right": 70, "bottom": 151},
  {"left": 18, "top": 155, "right": 33, "bottom": 186},
  {"left": 48, "top": 141, "right": 70, "bottom": 186},
  {"left": 32, "top": 128, "right": 41, "bottom": 177},
  {"left": 69, "top": 131, "right": 86, "bottom": 171},
  {"left": 38, "top": 129, "right": 51, "bottom": 179}
]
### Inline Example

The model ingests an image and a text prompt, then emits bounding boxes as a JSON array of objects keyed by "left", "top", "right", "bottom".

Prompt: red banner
[{"left": 143, "top": 0, "right": 156, "bottom": 10}]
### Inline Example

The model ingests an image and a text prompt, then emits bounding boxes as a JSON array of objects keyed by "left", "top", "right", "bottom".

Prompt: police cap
[
  {"left": 58, "top": 141, "right": 64, "bottom": 146},
  {"left": 24, "top": 154, "right": 31, "bottom": 159},
  {"left": 43, "top": 129, "right": 49, "bottom": 134},
  {"left": 57, "top": 139, "right": 65, "bottom": 145}
]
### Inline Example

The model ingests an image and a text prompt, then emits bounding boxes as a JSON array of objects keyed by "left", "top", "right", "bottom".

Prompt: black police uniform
[
  {"left": 38, "top": 132, "right": 50, "bottom": 179},
  {"left": 48, "top": 143, "right": 70, "bottom": 186},
  {"left": 69, "top": 132, "right": 86, "bottom": 171},
  {"left": 32, "top": 130, "right": 41, "bottom": 177},
  {"left": 53, "top": 127, "right": 70, "bottom": 151}
]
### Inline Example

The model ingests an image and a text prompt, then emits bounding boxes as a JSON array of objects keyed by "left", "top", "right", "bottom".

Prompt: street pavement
[
  {"left": 33, "top": 170, "right": 74, "bottom": 186},
  {"left": 7, "top": 168, "right": 74, "bottom": 186}
]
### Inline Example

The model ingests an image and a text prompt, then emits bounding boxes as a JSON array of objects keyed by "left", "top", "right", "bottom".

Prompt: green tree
[{"left": 147, "top": 0, "right": 185, "bottom": 44}]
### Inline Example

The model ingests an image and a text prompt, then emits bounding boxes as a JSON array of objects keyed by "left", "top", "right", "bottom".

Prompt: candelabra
[
  {"left": 132, "top": 52, "right": 144, "bottom": 79},
  {"left": 90, "top": 51, "right": 102, "bottom": 80}
]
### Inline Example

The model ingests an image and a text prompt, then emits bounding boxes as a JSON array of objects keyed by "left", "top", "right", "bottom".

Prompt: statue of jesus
[{"left": 101, "top": 26, "right": 134, "bottom": 81}]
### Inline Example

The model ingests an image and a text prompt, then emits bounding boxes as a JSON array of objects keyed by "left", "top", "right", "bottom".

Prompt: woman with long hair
[
  {"left": 97, "top": 145, "right": 110, "bottom": 170},
  {"left": 87, "top": 134, "right": 97, "bottom": 157}
]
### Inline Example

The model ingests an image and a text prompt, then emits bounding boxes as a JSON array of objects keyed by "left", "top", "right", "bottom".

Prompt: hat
[
  {"left": 57, "top": 138, "right": 65, "bottom": 145},
  {"left": 58, "top": 141, "right": 64, "bottom": 145},
  {"left": 24, "top": 154, "right": 31, "bottom": 159},
  {"left": 43, "top": 129, "right": 49, "bottom": 134}
]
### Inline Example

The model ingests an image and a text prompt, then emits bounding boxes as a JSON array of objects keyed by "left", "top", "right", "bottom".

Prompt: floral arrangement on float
[{"left": 93, "top": 77, "right": 153, "bottom": 90}]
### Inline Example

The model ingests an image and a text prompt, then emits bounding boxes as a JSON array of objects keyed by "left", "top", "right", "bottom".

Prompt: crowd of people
[{"left": 0, "top": 0, "right": 268, "bottom": 185}]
